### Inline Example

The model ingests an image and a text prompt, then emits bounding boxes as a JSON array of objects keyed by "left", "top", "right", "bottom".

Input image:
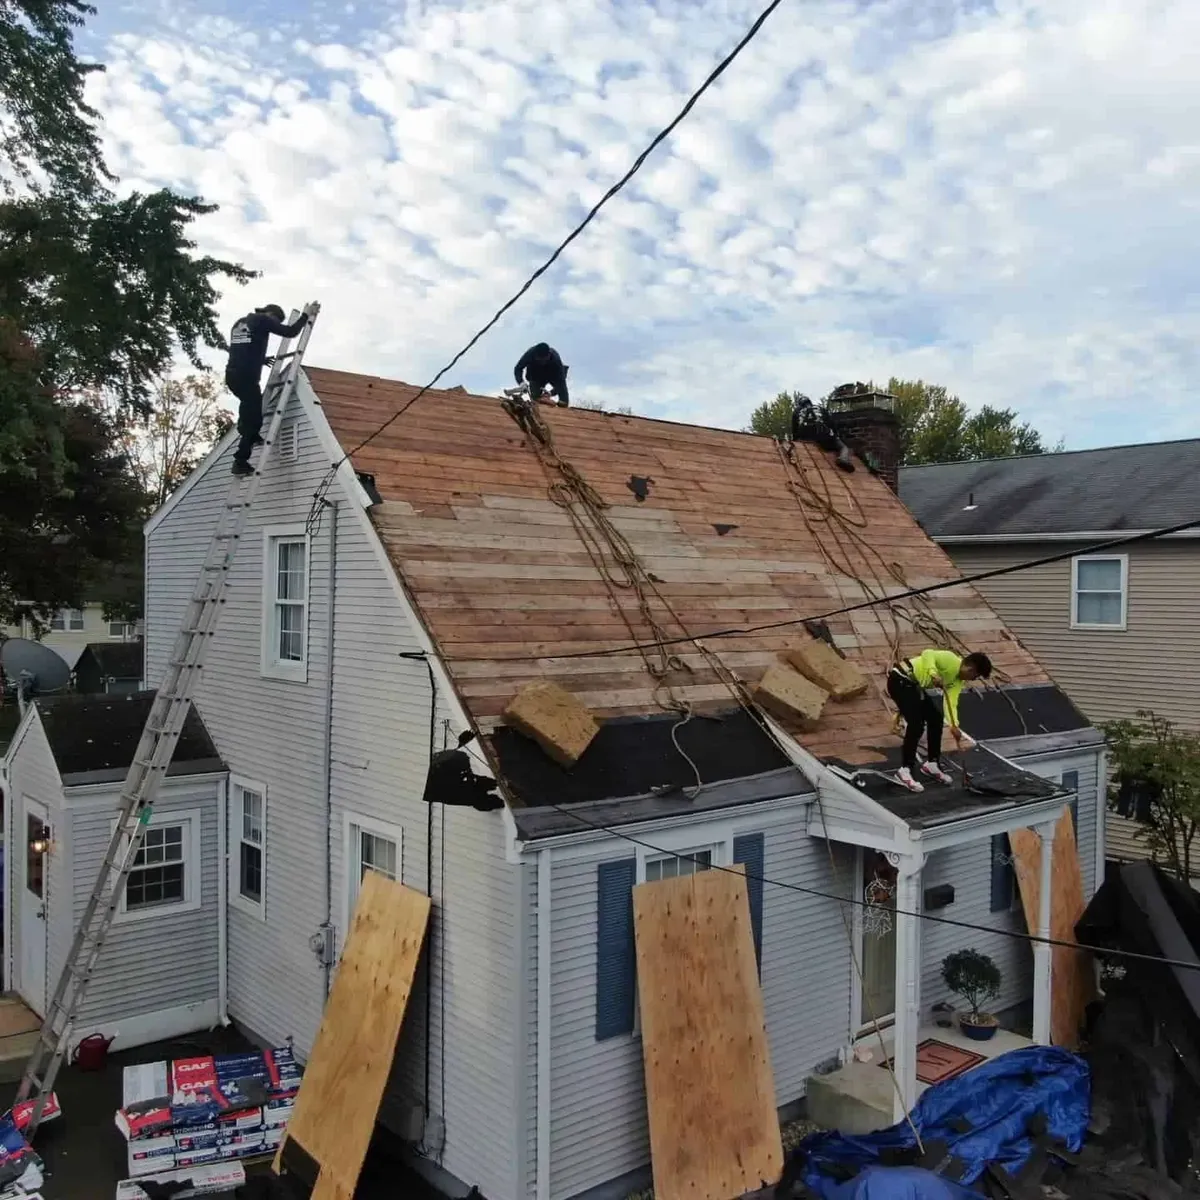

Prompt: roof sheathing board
[{"left": 308, "top": 367, "right": 1050, "bottom": 767}]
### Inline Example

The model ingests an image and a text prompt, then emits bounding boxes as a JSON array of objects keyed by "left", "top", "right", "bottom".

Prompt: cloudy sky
[{"left": 83, "top": 0, "right": 1197, "bottom": 448}]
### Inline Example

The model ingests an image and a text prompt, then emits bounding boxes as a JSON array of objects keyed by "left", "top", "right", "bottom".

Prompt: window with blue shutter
[
  {"left": 734, "top": 833, "right": 765, "bottom": 973},
  {"left": 595, "top": 858, "right": 637, "bottom": 1040},
  {"left": 1063, "top": 770, "right": 1080, "bottom": 837},
  {"left": 990, "top": 833, "right": 1013, "bottom": 912}
]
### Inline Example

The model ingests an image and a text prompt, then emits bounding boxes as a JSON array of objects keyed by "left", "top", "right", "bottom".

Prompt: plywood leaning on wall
[
  {"left": 1010, "top": 805, "right": 1095, "bottom": 1050},
  {"left": 273, "top": 871, "right": 432, "bottom": 1200},
  {"left": 633, "top": 865, "right": 783, "bottom": 1200}
]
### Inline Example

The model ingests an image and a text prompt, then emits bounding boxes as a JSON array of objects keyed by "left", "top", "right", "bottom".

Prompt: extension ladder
[{"left": 13, "top": 302, "right": 321, "bottom": 1138}]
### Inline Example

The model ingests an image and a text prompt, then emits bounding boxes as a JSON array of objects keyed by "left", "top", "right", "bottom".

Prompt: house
[
  {"left": 72, "top": 641, "right": 145, "bottom": 695},
  {"left": 5, "top": 372, "right": 1104, "bottom": 1200},
  {"left": 898, "top": 440, "right": 1200, "bottom": 872},
  {"left": 1, "top": 692, "right": 225, "bottom": 1052},
  {"left": 1, "top": 604, "right": 142, "bottom": 669}
]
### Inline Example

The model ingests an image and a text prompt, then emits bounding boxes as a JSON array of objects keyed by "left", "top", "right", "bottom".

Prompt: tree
[
  {"left": 1104, "top": 711, "right": 1200, "bottom": 881},
  {"left": 883, "top": 378, "right": 1052, "bottom": 466},
  {"left": 116, "top": 374, "right": 234, "bottom": 509},
  {"left": 746, "top": 391, "right": 796, "bottom": 439},
  {"left": 576, "top": 398, "right": 635, "bottom": 415},
  {"left": 0, "top": 0, "right": 255, "bottom": 619}
]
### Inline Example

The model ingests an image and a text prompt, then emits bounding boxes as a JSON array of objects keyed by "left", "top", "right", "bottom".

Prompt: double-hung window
[
  {"left": 51, "top": 609, "right": 85, "bottom": 632},
  {"left": 1071, "top": 555, "right": 1128, "bottom": 630},
  {"left": 261, "top": 527, "right": 310, "bottom": 681},
  {"left": 115, "top": 809, "right": 201, "bottom": 921},
  {"left": 230, "top": 780, "right": 267, "bottom": 919},
  {"left": 343, "top": 813, "right": 403, "bottom": 938}
]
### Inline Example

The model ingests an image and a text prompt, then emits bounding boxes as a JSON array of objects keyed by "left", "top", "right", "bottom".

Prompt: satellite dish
[{"left": 0, "top": 638, "right": 72, "bottom": 702}]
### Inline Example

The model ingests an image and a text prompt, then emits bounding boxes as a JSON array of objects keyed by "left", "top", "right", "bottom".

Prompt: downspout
[
  {"left": 217, "top": 774, "right": 229, "bottom": 1024},
  {"left": 536, "top": 845, "right": 552, "bottom": 1200},
  {"left": 321, "top": 501, "right": 339, "bottom": 998}
]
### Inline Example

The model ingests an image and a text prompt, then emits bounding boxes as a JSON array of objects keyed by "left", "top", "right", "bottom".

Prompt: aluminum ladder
[{"left": 13, "top": 301, "right": 321, "bottom": 1138}]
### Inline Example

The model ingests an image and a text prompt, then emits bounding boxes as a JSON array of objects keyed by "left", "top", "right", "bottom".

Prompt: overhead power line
[
  {"left": 485, "top": 517, "right": 1200, "bottom": 662},
  {"left": 320, "top": 0, "right": 786, "bottom": 469}
]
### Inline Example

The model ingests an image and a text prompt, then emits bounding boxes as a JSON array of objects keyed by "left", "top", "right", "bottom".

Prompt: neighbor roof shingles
[
  {"left": 309, "top": 367, "right": 1049, "bottom": 768},
  {"left": 899, "top": 439, "right": 1200, "bottom": 538}
]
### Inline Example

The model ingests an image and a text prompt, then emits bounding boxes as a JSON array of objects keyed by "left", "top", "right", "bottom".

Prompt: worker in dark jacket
[
  {"left": 225, "top": 304, "right": 311, "bottom": 475},
  {"left": 513, "top": 343, "right": 570, "bottom": 407}
]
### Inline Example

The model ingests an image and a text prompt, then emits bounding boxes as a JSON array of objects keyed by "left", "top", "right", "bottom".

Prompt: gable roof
[
  {"left": 899, "top": 439, "right": 1200, "bottom": 539},
  {"left": 34, "top": 692, "right": 222, "bottom": 784},
  {"left": 307, "top": 367, "right": 1063, "bottom": 791},
  {"left": 74, "top": 641, "right": 143, "bottom": 681}
]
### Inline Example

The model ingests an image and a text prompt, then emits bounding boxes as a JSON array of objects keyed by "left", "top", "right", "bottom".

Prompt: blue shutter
[
  {"left": 734, "top": 833, "right": 765, "bottom": 972},
  {"left": 595, "top": 858, "right": 637, "bottom": 1040},
  {"left": 1063, "top": 770, "right": 1080, "bottom": 837},
  {"left": 990, "top": 833, "right": 1013, "bottom": 912}
]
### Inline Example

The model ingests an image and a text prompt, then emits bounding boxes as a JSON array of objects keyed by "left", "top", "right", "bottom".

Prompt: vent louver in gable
[{"left": 276, "top": 419, "right": 298, "bottom": 463}]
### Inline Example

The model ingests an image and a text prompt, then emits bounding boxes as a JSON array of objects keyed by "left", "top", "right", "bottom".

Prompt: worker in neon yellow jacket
[{"left": 886, "top": 649, "right": 993, "bottom": 792}]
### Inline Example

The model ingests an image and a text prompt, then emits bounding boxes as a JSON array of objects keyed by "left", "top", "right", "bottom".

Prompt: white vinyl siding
[
  {"left": 144, "top": 382, "right": 520, "bottom": 1200},
  {"left": 1071, "top": 555, "right": 1128, "bottom": 630},
  {"left": 230, "top": 779, "right": 267, "bottom": 920},
  {"left": 261, "top": 526, "right": 310, "bottom": 681}
]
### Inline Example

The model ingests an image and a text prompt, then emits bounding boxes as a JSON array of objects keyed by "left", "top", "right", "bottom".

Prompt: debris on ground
[
  {"left": 114, "top": 1046, "right": 300, "bottom": 1183},
  {"left": 0, "top": 1105, "right": 45, "bottom": 1196}
]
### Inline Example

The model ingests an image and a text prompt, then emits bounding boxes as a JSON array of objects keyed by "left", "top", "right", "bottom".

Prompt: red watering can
[{"left": 72, "top": 1032, "right": 115, "bottom": 1071}]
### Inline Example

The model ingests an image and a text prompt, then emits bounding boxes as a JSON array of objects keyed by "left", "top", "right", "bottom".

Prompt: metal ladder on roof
[{"left": 12, "top": 302, "right": 321, "bottom": 1139}]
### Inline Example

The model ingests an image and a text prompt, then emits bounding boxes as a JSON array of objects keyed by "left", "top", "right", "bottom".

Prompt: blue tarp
[
  {"left": 798, "top": 1046, "right": 1091, "bottom": 1199},
  {"left": 828, "top": 1166, "right": 981, "bottom": 1200}
]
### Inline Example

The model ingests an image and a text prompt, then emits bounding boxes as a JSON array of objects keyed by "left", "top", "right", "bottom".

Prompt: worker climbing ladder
[{"left": 13, "top": 302, "right": 321, "bottom": 1140}]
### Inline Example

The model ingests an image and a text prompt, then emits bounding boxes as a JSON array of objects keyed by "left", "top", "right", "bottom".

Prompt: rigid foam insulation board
[{"left": 502, "top": 678, "right": 600, "bottom": 766}]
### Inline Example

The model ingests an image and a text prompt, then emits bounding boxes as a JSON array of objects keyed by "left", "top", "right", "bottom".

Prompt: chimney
[{"left": 825, "top": 382, "right": 901, "bottom": 492}]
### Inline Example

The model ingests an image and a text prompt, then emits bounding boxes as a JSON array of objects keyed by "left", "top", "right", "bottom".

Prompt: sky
[{"left": 81, "top": 0, "right": 1199, "bottom": 448}]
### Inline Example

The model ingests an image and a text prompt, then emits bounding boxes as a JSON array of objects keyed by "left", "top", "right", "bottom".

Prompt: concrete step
[{"left": 0, "top": 1030, "right": 39, "bottom": 1084}]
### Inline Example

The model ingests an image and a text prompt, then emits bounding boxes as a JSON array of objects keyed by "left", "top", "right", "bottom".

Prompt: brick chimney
[{"left": 826, "top": 383, "right": 901, "bottom": 492}]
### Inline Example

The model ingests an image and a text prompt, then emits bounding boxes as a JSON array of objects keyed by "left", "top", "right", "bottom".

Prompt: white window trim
[
  {"left": 111, "top": 807, "right": 202, "bottom": 924},
  {"left": 229, "top": 777, "right": 267, "bottom": 921},
  {"left": 260, "top": 524, "right": 311, "bottom": 682},
  {"left": 341, "top": 812, "right": 404, "bottom": 944},
  {"left": 1070, "top": 553, "right": 1128, "bottom": 631}
]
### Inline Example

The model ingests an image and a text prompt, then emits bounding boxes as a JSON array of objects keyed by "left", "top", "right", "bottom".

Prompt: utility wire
[
  {"left": 484, "top": 517, "right": 1200, "bottom": 663},
  {"left": 538, "top": 797, "right": 1200, "bottom": 976},
  {"left": 316, "top": 0, "right": 785, "bottom": 476}
]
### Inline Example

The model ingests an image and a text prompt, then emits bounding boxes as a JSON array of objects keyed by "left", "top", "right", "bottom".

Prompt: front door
[
  {"left": 19, "top": 799, "right": 50, "bottom": 1015},
  {"left": 858, "top": 850, "right": 897, "bottom": 1033}
]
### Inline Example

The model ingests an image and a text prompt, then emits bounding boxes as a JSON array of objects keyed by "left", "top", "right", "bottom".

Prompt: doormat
[{"left": 881, "top": 1038, "right": 986, "bottom": 1085}]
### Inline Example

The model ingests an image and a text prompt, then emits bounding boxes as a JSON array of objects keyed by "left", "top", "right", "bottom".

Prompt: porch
[{"left": 806, "top": 1022, "right": 1032, "bottom": 1134}]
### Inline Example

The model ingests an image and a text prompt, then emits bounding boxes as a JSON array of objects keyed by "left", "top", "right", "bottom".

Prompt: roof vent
[
  {"left": 963, "top": 492, "right": 977, "bottom": 511},
  {"left": 276, "top": 419, "right": 298, "bottom": 463}
]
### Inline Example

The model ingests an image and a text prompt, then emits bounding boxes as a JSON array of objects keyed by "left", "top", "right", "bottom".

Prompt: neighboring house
[
  {"left": 18, "top": 373, "right": 1105, "bottom": 1200},
  {"left": 1, "top": 693, "right": 224, "bottom": 1044},
  {"left": 899, "top": 440, "right": 1200, "bottom": 872},
  {"left": 2, "top": 605, "right": 142, "bottom": 669},
  {"left": 73, "top": 641, "right": 145, "bottom": 695}
]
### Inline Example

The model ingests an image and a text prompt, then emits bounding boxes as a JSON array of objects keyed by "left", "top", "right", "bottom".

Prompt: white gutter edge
[{"left": 217, "top": 774, "right": 229, "bottom": 1025}]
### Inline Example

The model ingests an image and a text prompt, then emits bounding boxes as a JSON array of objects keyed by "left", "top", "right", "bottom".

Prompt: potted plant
[{"left": 941, "top": 949, "right": 1002, "bottom": 1041}]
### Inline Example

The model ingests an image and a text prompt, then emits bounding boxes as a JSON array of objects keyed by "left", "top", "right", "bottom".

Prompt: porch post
[
  {"left": 1032, "top": 818, "right": 1058, "bottom": 1045},
  {"left": 892, "top": 851, "right": 926, "bottom": 1124}
]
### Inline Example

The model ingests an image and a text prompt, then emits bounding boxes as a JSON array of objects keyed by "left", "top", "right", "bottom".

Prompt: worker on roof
[
  {"left": 789, "top": 394, "right": 854, "bottom": 472},
  {"left": 225, "top": 303, "right": 311, "bottom": 476},
  {"left": 513, "top": 343, "right": 570, "bottom": 407},
  {"left": 886, "top": 649, "right": 993, "bottom": 793}
]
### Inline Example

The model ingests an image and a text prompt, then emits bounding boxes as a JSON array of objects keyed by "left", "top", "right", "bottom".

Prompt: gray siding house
[
  {"left": 899, "top": 441, "right": 1200, "bottom": 867},
  {"left": 2, "top": 693, "right": 225, "bottom": 1049},
  {"left": 89, "top": 366, "right": 1107, "bottom": 1200}
]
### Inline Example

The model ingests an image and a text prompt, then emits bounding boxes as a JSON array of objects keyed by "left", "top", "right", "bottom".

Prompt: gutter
[
  {"left": 217, "top": 774, "right": 229, "bottom": 1025},
  {"left": 320, "top": 500, "right": 339, "bottom": 998},
  {"left": 932, "top": 529, "right": 1200, "bottom": 545}
]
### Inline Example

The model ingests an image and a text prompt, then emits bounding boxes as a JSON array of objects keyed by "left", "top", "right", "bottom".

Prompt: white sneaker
[
  {"left": 895, "top": 767, "right": 924, "bottom": 793},
  {"left": 921, "top": 760, "right": 953, "bottom": 785}
]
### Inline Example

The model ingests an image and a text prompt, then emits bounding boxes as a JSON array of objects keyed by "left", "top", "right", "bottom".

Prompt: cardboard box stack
[{"left": 115, "top": 1046, "right": 300, "bottom": 1180}]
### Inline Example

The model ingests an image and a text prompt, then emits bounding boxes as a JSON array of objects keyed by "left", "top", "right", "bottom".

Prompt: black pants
[
  {"left": 226, "top": 372, "right": 262, "bottom": 464},
  {"left": 526, "top": 370, "right": 569, "bottom": 407},
  {"left": 887, "top": 668, "right": 943, "bottom": 769}
]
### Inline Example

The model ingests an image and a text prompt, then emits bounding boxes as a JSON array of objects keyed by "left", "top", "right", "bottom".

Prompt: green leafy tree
[
  {"left": 883, "top": 378, "right": 1053, "bottom": 465},
  {"left": 0, "top": 0, "right": 255, "bottom": 619},
  {"left": 746, "top": 391, "right": 797, "bottom": 439},
  {"left": 1105, "top": 711, "right": 1200, "bottom": 881}
]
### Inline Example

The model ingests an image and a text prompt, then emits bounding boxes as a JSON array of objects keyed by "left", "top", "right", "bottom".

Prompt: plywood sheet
[
  {"left": 1010, "top": 805, "right": 1095, "bottom": 1050},
  {"left": 273, "top": 872, "right": 431, "bottom": 1200},
  {"left": 633, "top": 865, "right": 782, "bottom": 1200}
]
